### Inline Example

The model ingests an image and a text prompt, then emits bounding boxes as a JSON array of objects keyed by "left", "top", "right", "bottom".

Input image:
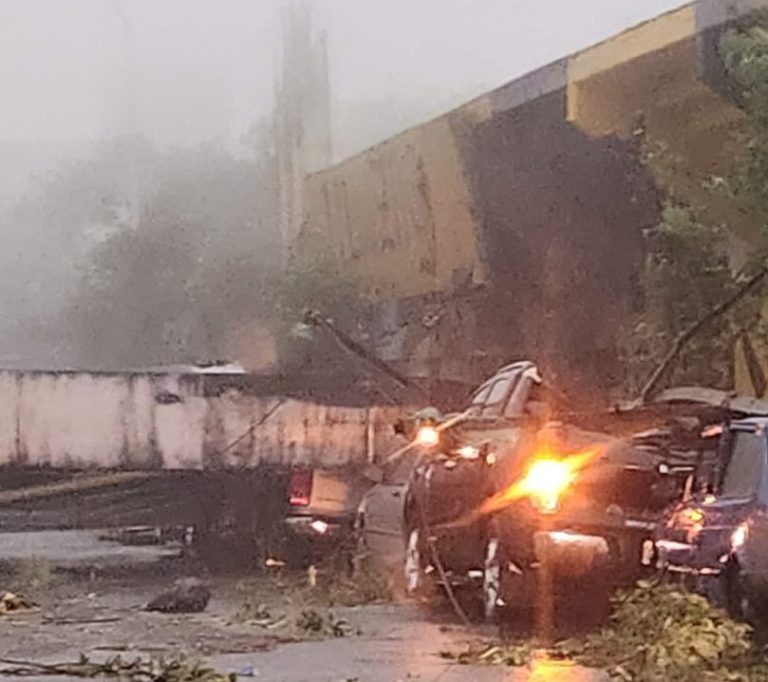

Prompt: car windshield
[
  {"left": 721, "top": 430, "right": 767, "bottom": 499},
  {"left": 467, "top": 372, "right": 520, "bottom": 417},
  {"left": 469, "top": 382, "right": 493, "bottom": 410}
]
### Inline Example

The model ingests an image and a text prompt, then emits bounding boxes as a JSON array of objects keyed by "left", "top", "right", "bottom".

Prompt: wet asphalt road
[
  {"left": 0, "top": 530, "right": 606, "bottom": 682},
  {"left": 208, "top": 606, "right": 607, "bottom": 682}
]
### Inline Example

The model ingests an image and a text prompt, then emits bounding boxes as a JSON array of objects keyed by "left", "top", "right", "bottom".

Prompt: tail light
[{"left": 289, "top": 469, "right": 313, "bottom": 507}]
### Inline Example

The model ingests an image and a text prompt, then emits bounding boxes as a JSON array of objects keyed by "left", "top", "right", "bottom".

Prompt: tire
[
  {"left": 699, "top": 560, "right": 755, "bottom": 623},
  {"left": 483, "top": 536, "right": 503, "bottom": 622},
  {"left": 405, "top": 527, "right": 426, "bottom": 596},
  {"left": 723, "top": 564, "right": 753, "bottom": 622}
]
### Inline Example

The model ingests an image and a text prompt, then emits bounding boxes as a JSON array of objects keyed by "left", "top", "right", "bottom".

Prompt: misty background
[{"left": 0, "top": 0, "right": 686, "bottom": 370}]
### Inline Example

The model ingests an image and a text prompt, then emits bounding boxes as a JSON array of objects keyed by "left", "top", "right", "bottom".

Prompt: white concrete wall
[{"left": 0, "top": 371, "right": 402, "bottom": 470}]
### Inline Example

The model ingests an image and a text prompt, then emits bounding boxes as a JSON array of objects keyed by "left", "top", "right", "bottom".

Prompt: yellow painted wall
[
  {"left": 566, "top": 1, "right": 749, "bottom": 236},
  {"left": 566, "top": 5, "right": 706, "bottom": 140},
  {"left": 568, "top": 4, "right": 696, "bottom": 99},
  {"left": 734, "top": 300, "right": 768, "bottom": 397},
  {"left": 296, "top": 116, "right": 484, "bottom": 299},
  {"left": 735, "top": 336, "right": 754, "bottom": 395}
]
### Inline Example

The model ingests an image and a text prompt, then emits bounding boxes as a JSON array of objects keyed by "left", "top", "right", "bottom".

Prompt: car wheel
[
  {"left": 725, "top": 563, "right": 753, "bottom": 622},
  {"left": 405, "top": 527, "right": 425, "bottom": 596},
  {"left": 702, "top": 561, "right": 753, "bottom": 621},
  {"left": 483, "top": 536, "right": 503, "bottom": 622}
]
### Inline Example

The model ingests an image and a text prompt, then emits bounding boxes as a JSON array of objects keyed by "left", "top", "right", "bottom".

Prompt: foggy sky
[{"left": 0, "top": 0, "right": 687, "bottom": 181}]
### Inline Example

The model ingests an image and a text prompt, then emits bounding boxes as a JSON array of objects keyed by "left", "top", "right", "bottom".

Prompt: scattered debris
[
  {"left": 328, "top": 614, "right": 354, "bottom": 638},
  {"left": 236, "top": 601, "right": 288, "bottom": 630},
  {"left": 573, "top": 581, "right": 768, "bottom": 681},
  {"left": 99, "top": 526, "right": 164, "bottom": 546},
  {"left": 0, "top": 472, "right": 155, "bottom": 507},
  {"left": 296, "top": 609, "right": 324, "bottom": 633},
  {"left": 438, "top": 582, "right": 768, "bottom": 680},
  {"left": 0, "top": 655, "right": 235, "bottom": 681},
  {"left": 240, "top": 601, "right": 274, "bottom": 623},
  {"left": 296, "top": 609, "right": 353, "bottom": 638},
  {"left": 145, "top": 577, "right": 211, "bottom": 614},
  {"left": 320, "top": 563, "right": 392, "bottom": 607},
  {"left": 42, "top": 616, "right": 121, "bottom": 625},
  {"left": 0, "top": 591, "right": 35, "bottom": 614},
  {"left": 439, "top": 642, "right": 534, "bottom": 667},
  {"left": 236, "top": 575, "right": 361, "bottom": 640},
  {"left": 92, "top": 645, "right": 134, "bottom": 652}
]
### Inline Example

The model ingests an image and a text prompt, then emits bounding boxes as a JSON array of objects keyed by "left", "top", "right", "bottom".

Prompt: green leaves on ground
[
  {"left": 577, "top": 582, "right": 765, "bottom": 681},
  {"left": 440, "top": 642, "right": 533, "bottom": 667},
  {"left": 296, "top": 609, "right": 354, "bottom": 638},
  {"left": 620, "top": 15, "right": 768, "bottom": 396},
  {"left": 438, "top": 582, "right": 768, "bottom": 681},
  {"left": 321, "top": 563, "right": 393, "bottom": 607}
]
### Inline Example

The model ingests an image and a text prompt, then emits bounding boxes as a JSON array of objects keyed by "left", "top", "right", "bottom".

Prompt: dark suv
[{"left": 655, "top": 416, "right": 768, "bottom": 619}]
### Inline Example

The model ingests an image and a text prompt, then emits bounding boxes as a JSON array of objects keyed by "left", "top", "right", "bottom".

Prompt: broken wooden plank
[{"left": 0, "top": 472, "right": 156, "bottom": 507}]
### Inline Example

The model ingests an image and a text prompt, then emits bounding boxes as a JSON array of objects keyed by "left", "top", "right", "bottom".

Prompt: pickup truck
[
  {"left": 400, "top": 364, "right": 709, "bottom": 622},
  {"left": 282, "top": 467, "right": 374, "bottom": 566},
  {"left": 401, "top": 361, "right": 548, "bottom": 601}
]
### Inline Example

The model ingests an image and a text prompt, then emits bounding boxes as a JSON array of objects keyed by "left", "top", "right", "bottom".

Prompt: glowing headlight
[
  {"left": 415, "top": 425, "right": 440, "bottom": 447},
  {"left": 457, "top": 445, "right": 480, "bottom": 460},
  {"left": 523, "top": 459, "right": 574, "bottom": 513},
  {"left": 732, "top": 523, "right": 749, "bottom": 551}
]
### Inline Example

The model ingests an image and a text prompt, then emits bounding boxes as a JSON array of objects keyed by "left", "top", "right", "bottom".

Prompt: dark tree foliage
[
  {"left": 0, "top": 136, "right": 280, "bottom": 369},
  {"left": 622, "top": 18, "right": 768, "bottom": 395}
]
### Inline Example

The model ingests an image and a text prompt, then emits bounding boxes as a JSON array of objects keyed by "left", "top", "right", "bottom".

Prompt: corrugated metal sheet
[{"left": 0, "top": 371, "right": 403, "bottom": 470}]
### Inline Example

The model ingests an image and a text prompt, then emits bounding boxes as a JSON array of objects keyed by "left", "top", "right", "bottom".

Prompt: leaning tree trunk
[{"left": 639, "top": 267, "right": 768, "bottom": 403}]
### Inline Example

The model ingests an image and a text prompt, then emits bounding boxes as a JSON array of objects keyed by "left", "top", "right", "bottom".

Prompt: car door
[{"left": 361, "top": 451, "right": 418, "bottom": 571}]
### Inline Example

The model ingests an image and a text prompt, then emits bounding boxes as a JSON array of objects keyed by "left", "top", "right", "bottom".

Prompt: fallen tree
[{"left": 639, "top": 265, "right": 768, "bottom": 402}]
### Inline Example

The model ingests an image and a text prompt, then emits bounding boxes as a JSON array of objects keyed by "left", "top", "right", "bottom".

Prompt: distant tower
[
  {"left": 101, "top": 0, "right": 142, "bottom": 231},
  {"left": 274, "top": 0, "right": 333, "bottom": 263}
]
